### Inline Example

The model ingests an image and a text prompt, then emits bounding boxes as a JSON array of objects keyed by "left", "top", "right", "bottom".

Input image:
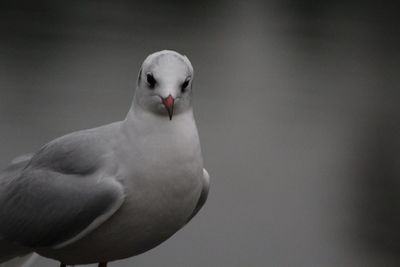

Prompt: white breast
[{"left": 39, "top": 111, "right": 204, "bottom": 264}]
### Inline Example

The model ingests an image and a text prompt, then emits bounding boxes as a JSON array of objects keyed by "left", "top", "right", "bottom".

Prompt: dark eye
[
  {"left": 146, "top": 73, "right": 156, "bottom": 89},
  {"left": 181, "top": 79, "right": 190, "bottom": 93}
]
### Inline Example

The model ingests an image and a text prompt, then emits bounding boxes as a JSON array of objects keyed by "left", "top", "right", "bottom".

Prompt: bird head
[{"left": 134, "top": 50, "right": 194, "bottom": 120}]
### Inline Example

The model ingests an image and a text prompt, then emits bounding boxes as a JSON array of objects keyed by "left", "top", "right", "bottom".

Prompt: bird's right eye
[{"left": 146, "top": 73, "right": 156, "bottom": 89}]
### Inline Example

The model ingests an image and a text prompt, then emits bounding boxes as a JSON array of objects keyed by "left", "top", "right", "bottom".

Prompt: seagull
[{"left": 0, "top": 50, "right": 210, "bottom": 267}]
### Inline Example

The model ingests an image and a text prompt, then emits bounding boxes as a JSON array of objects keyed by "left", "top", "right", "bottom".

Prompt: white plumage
[{"left": 0, "top": 50, "right": 209, "bottom": 266}]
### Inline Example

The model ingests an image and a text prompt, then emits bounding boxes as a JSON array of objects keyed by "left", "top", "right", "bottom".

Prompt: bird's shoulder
[
  {"left": 27, "top": 124, "right": 118, "bottom": 176},
  {"left": 0, "top": 123, "right": 125, "bottom": 248}
]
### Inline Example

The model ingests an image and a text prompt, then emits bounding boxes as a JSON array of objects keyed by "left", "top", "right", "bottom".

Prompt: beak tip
[{"left": 167, "top": 107, "right": 174, "bottom": 120}]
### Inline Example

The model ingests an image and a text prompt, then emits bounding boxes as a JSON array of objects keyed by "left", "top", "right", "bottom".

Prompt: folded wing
[
  {"left": 0, "top": 130, "right": 125, "bottom": 249},
  {"left": 186, "top": 168, "right": 210, "bottom": 223}
]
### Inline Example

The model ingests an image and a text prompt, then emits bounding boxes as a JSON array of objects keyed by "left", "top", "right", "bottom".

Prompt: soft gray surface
[
  {"left": 0, "top": 0, "right": 399, "bottom": 266},
  {"left": 0, "top": 126, "right": 124, "bottom": 248}
]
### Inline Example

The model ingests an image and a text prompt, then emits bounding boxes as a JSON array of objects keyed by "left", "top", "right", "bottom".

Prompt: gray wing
[
  {"left": 0, "top": 131, "right": 125, "bottom": 249},
  {"left": 186, "top": 168, "right": 210, "bottom": 223}
]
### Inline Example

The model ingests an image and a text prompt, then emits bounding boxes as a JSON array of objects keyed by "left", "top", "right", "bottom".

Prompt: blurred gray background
[{"left": 0, "top": 0, "right": 399, "bottom": 266}]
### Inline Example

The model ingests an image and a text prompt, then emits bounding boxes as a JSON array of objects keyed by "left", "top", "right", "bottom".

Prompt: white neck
[
  {"left": 119, "top": 102, "right": 202, "bottom": 173},
  {"left": 122, "top": 101, "right": 197, "bottom": 141}
]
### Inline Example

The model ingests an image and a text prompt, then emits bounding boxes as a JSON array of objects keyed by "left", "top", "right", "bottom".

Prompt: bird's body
[{"left": 0, "top": 50, "right": 210, "bottom": 266}]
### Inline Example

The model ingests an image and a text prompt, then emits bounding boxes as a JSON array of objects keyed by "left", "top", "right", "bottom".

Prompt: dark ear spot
[{"left": 137, "top": 68, "right": 142, "bottom": 85}]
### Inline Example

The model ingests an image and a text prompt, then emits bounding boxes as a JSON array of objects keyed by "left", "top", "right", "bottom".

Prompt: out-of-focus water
[{"left": 0, "top": 1, "right": 399, "bottom": 266}]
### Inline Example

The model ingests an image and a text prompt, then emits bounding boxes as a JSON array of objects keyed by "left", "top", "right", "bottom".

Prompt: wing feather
[
  {"left": 186, "top": 168, "right": 210, "bottom": 223},
  {"left": 0, "top": 129, "right": 125, "bottom": 248}
]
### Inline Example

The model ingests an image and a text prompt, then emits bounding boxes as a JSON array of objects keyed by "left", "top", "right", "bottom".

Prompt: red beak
[{"left": 162, "top": 95, "right": 174, "bottom": 120}]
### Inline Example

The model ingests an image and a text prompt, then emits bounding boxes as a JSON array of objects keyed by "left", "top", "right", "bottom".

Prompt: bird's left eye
[{"left": 181, "top": 78, "right": 190, "bottom": 93}]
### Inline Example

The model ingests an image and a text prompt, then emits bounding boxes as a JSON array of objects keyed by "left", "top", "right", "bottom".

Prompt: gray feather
[
  {"left": 0, "top": 128, "right": 125, "bottom": 248},
  {"left": 186, "top": 168, "right": 210, "bottom": 223}
]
